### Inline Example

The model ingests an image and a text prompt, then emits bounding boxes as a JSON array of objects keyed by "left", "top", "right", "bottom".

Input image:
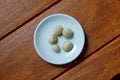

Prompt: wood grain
[
  {"left": 56, "top": 37, "right": 120, "bottom": 80},
  {"left": 0, "top": 0, "right": 59, "bottom": 39},
  {"left": 0, "top": 0, "right": 120, "bottom": 80}
]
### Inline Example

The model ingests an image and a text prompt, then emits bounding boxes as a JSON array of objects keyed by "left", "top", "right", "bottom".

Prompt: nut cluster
[{"left": 48, "top": 25, "right": 74, "bottom": 53}]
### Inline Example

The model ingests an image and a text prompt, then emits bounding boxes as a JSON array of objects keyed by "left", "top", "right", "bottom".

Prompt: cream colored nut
[
  {"left": 48, "top": 34, "right": 58, "bottom": 45},
  {"left": 62, "top": 28, "right": 73, "bottom": 39},
  {"left": 62, "top": 41, "right": 73, "bottom": 52},
  {"left": 54, "top": 25, "right": 63, "bottom": 36},
  {"left": 52, "top": 44, "right": 60, "bottom": 53}
]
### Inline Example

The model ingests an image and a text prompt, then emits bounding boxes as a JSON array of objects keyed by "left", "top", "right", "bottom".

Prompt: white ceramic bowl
[{"left": 34, "top": 14, "right": 85, "bottom": 65}]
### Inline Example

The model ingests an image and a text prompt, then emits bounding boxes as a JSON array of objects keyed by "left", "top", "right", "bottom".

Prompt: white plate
[{"left": 34, "top": 14, "right": 85, "bottom": 65}]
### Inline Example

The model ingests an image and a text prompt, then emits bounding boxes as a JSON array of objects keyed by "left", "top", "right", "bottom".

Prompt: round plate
[{"left": 34, "top": 14, "right": 85, "bottom": 65}]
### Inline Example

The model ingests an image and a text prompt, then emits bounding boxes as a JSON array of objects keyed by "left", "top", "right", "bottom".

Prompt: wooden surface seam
[
  {"left": 52, "top": 35, "right": 120, "bottom": 79},
  {"left": 56, "top": 36, "right": 120, "bottom": 80},
  {"left": 0, "top": 0, "right": 60, "bottom": 40}
]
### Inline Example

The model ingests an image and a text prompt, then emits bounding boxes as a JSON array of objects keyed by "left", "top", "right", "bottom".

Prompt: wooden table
[{"left": 0, "top": 0, "right": 120, "bottom": 80}]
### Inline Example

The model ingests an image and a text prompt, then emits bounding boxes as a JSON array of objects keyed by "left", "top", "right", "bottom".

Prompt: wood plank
[
  {"left": 0, "top": 0, "right": 120, "bottom": 80},
  {"left": 0, "top": 0, "right": 59, "bottom": 39},
  {"left": 56, "top": 37, "right": 120, "bottom": 80}
]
